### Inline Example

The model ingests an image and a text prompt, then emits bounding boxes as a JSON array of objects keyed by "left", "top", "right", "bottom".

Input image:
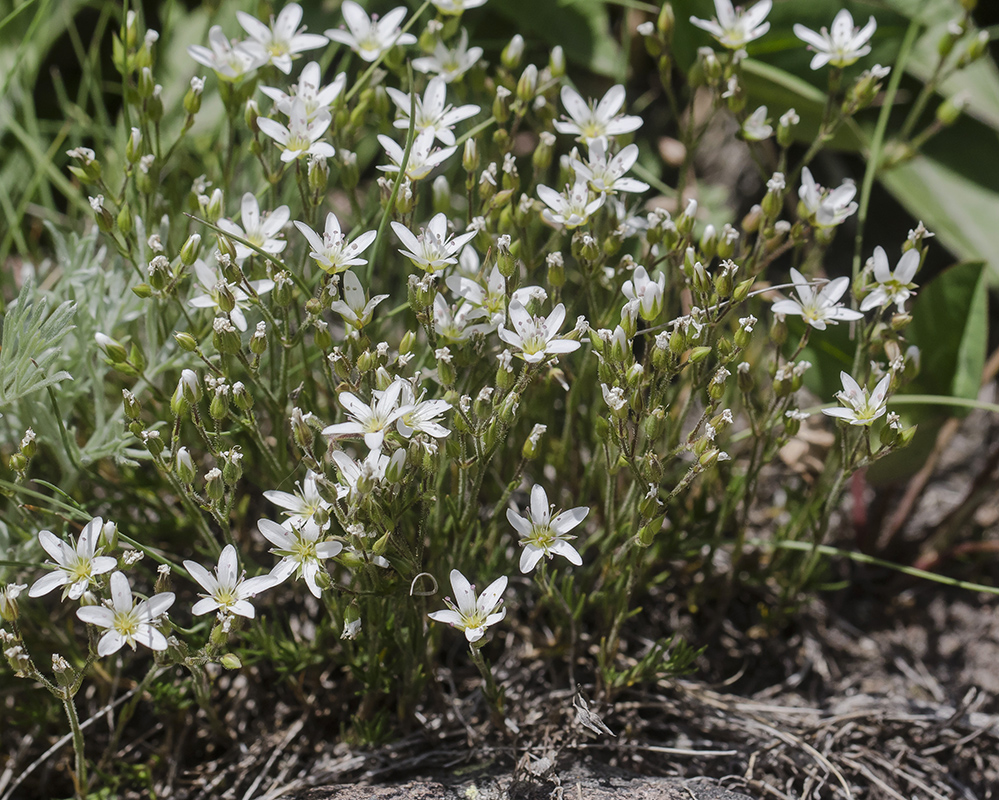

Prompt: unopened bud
[{"left": 501, "top": 34, "right": 524, "bottom": 70}]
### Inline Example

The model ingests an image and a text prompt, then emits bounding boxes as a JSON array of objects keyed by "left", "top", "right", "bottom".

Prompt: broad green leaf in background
[{"left": 905, "top": 259, "right": 988, "bottom": 405}]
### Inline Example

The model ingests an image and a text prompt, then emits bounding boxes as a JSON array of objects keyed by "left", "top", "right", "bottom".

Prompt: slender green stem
[{"left": 63, "top": 692, "right": 87, "bottom": 799}]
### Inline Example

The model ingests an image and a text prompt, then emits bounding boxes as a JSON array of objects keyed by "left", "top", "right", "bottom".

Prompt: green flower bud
[
  {"left": 174, "top": 331, "right": 198, "bottom": 352},
  {"left": 204, "top": 467, "right": 224, "bottom": 502},
  {"left": 184, "top": 76, "right": 204, "bottom": 115},
  {"left": 549, "top": 45, "right": 566, "bottom": 78},
  {"left": 180, "top": 233, "right": 202, "bottom": 266},
  {"left": 123, "top": 389, "right": 141, "bottom": 420},
  {"left": 249, "top": 322, "right": 267, "bottom": 355},
  {"left": 516, "top": 63, "right": 538, "bottom": 103},
  {"left": 95, "top": 332, "right": 128, "bottom": 363},
  {"left": 220, "top": 653, "right": 242, "bottom": 670},
  {"left": 221, "top": 446, "right": 243, "bottom": 485},
  {"left": 142, "top": 429, "right": 164, "bottom": 457},
  {"left": 212, "top": 317, "right": 241, "bottom": 355},
  {"left": 175, "top": 446, "right": 196, "bottom": 484},
  {"left": 493, "top": 85, "right": 512, "bottom": 123},
  {"left": 232, "top": 381, "right": 253, "bottom": 412},
  {"left": 688, "top": 345, "right": 712, "bottom": 364},
  {"left": 210, "top": 387, "right": 230, "bottom": 420},
  {"left": 501, "top": 34, "right": 524, "bottom": 70}
]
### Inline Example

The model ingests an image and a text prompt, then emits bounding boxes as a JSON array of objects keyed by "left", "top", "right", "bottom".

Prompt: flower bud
[
  {"left": 436, "top": 347, "right": 456, "bottom": 386},
  {"left": 221, "top": 653, "right": 242, "bottom": 670},
  {"left": 142, "top": 429, "right": 164, "bottom": 457},
  {"left": 175, "top": 446, "right": 196, "bottom": 484},
  {"left": 95, "top": 332, "right": 127, "bottom": 363},
  {"left": 89, "top": 195, "right": 114, "bottom": 232},
  {"left": 516, "top": 63, "right": 538, "bottom": 103},
  {"left": 502, "top": 34, "right": 524, "bottom": 70},
  {"left": 126, "top": 127, "right": 143, "bottom": 164},
  {"left": 210, "top": 386, "right": 230, "bottom": 420},
  {"left": 935, "top": 93, "right": 967, "bottom": 127},
  {"left": 204, "top": 467, "right": 224, "bottom": 502},
  {"left": 212, "top": 317, "right": 241, "bottom": 354},
  {"left": 493, "top": 85, "right": 512, "bottom": 123},
  {"left": 184, "top": 76, "right": 205, "bottom": 115},
  {"left": 221, "top": 446, "right": 243, "bottom": 485},
  {"left": 174, "top": 331, "right": 198, "bottom": 352}
]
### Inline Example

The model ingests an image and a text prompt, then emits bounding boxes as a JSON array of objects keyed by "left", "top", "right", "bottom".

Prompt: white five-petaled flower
[
  {"left": 184, "top": 544, "right": 277, "bottom": 619},
  {"left": 794, "top": 9, "right": 877, "bottom": 70},
  {"left": 264, "top": 470, "right": 332, "bottom": 530},
  {"left": 395, "top": 382, "right": 452, "bottom": 440},
  {"left": 412, "top": 28, "right": 482, "bottom": 82},
  {"left": 554, "top": 85, "right": 643, "bottom": 145},
  {"left": 570, "top": 140, "right": 649, "bottom": 195},
  {"left": 771, "top": 268, "right": 864, "bottom": 330},
  {"left": 329, "top": 270, "right": 390, "bottom": 329},
  {"left": 386, "top": 77, "right": 479, "bottom": 146},
  {"left": 622, "top": 265, "right": 665, "bottom": 321},
  {"left": 431, "top": 0, "right": 488, "bottom": 15},
  {"left": 798, "top": 167, "right": 858, "bottom": 228},
  {"left": 325, "top": 1, "right": 417, "bottom": 63},
  {"left": 29, "top": 517, "right": 117, "bottom": 601},
  {"left": 257, "top": 518, "right": 343, "bottom": 598},
  {"left": 428, "top": 569, "right": 507, "bottom": 643},
  {"left": 76, "top": 571, "right": 175, "bottom": 656},
  {"left": 377, "top": 129, "right": 457, "bottom": 180},
  {"left": 261, "top": 62, "right": 347, "bottom": 119},
  {"left": 538, "top": 178, "right": 606, "bottom": 228},
  {"left": 323, "top": 380, "right": 414, "bottom": 452},
  {"left": 257, "top": 98, "right": 335, "bottom": 163},
  {"left": 189, "top": 257, "right": 274, "bottom": 332},
  {"left": 331, "top": 449, "right": 390, "bottom": 500},
  {"left": 433, "top": 294, "right": 491, "bottom": 341},
  {"left": 860, "top": 246, "right": 919, "bottom": 312},
  {"left": 822, "top": 371, "right": 891, "bottom": 426},
  {"left": 391, "top": 212, "right": 476, "bottom": 273},
  {"left": 446, "top": 266, "right": 544, "bottom": 331},
  {"left": 498, "top": 300, "right": 581, "bottom": 363},
  {"left": 690, "top": 0, "right": 772, "bottom": 50},
  {"left": 294, "top": 212, "right": 376, "bottom": 274},
  {"left": 507, "top": 485, "right": 588, "bottom": 574},
  {"left": 742, "top": 105, "right": 773, "bottom": 141},
  {"left": 217, "top": 193, "right": 289, "bottom": 261},
  {"left": 236, "top": 3, "right": 327, "bottom": 74},
  {"left": 187, "top": 25, "right": 266, "bottom": 81}
]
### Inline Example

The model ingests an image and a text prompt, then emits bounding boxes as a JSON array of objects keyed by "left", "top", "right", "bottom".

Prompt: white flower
[
  {"left": 217, "top": 193, "right": 289, "bottom": 261},
  {"left": 184, "top": 545, "right": 277, "bottom": 619},
  {"left": 189, "top": 257, "right": 274, "bottom": 332},
  {"left": 570, "top": 140, "right": 649, "bottom": 195},
  {"left": 329, "top": 270, "right": 389, "bottom": 329},
  {"left": 257, "top": 519, "right": 343, "bottom": 598},
  {"left": 601, "top": 382, "right": 627, "bottom": 413},
  {"left": 323, "top": 380, "right": 413, "bottom": 452},
  {"left": 798, "top": 167, "right": 858, "bottom": 228},
  {"left": 822, "top": 371, "right": 890, "bottom": 426},
  {"left": 386, "top": 77, "right": 479, "bottom": 146},
  {"left": 187, "top": 25, "right": 265, "bottom": 81},
  {"left": 236, "top": 3, "right": 327, "bottom": 74},
  {"left": 1, "top": 583, "right": 27, "bottom": 620},
  {"left": 325, "top": 1, "right": 417, "bottom": 63},
  {"left": 29, "top": 518, "right": 117, "bottom": 601},
  {"left": 294, "top": 212, "right": 376, "bottom": 274},
  {"left": 554, "top": 85, "right": 643, "bottom": 145},
  {"left": 76, "top": 572, "right": 174, "bottom": 656},
  {"left": 621, "top": 265, "right": 665, "bottom": 321},
  {"left": 507, "top": 485, "right": 587, "bottom": 573},
  {"left": 261, "top": 62, "right": 346, "bottom": 119},
  {"left": 742, "top": 105, "right": 773, "bottom": 140},
  {"left": 498, "top": 300, "right": 580, "bottom": 363},
  {"left": 771, "top": 268, "right": 864, "bottom": 330},
  {"left": 377, "top": 129, "right": 457, "bottom": 181},
  {"left": 860, "top": 246, "right": 919, "bottom": 312},
  {"left": 794, "top": 9, "right": 876, "bottom": 70},
  {"left": 395, "top": 382, "right": 452, "bottom": 439},
  {"left": 690, "top": 0, "right": 772, "bottom": 50},
  {"left": 330, "top": 449, "right": 390, "bottom": 500},
  {"left": 431, "top": 0, "right": 488, "bottom": 14},
  {"left": 391, "top": 212, "right": 476, "bottom": 273},
  {"left": 433, "top": 295, "right": 491, "bottom": 341},
  {"left": 428, "top": 569, "right": 507, "bottom": 643},
  {"left": 412, "top": 28, "right": 482, "bottom": 82},
  {"left": 537, "top": 178, "right": 606, "bottom": 228},
  {"left": 264, "top": 471, "right": 332, "bottom": 530},
  {"left": 257, "top": 98, "right": 335, "bottom": 163}
]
